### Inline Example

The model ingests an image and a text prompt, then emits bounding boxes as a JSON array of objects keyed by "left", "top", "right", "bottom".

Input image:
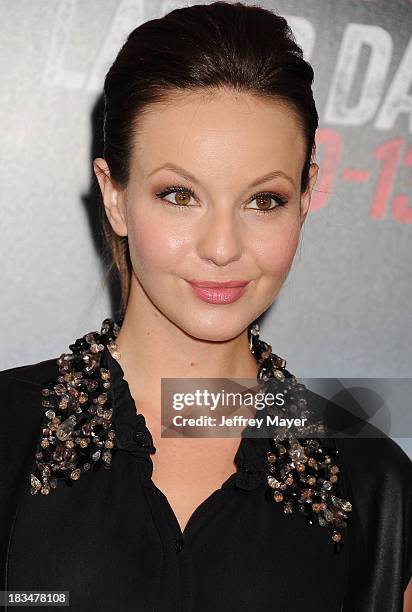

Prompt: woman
[{"left": 1, "top": 2, "right": 411, "bottom": 611}]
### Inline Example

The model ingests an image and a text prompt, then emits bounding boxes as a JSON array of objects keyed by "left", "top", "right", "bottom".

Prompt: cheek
[
  {"left": 255, "top": 219, "right": 301, "bottom": 277},
  {"left": 126, "top": 209, "right": 184, "bottom": 273}
]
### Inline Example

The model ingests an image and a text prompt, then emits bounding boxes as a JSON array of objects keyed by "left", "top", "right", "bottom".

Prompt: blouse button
[
  {"left": 174, "top": 538, "right": 184, "bottom": 553},
  {"left": 133, "top": 430, "right": 146, "bottom": 445}
]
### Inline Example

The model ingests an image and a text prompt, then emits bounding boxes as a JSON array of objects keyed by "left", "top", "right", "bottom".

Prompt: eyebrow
[{"left": 147, "top": 162, "right": 295, "bottom": 189}]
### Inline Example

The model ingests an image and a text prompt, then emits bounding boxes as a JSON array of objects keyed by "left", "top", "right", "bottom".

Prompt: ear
[
  {"left": 93, "top": 158, "right": 128, "bottom": 237},
  {"left": 299, "top": 162, "right": 319, "bottom": 227}
]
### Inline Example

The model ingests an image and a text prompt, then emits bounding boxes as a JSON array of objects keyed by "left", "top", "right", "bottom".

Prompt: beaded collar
[{"left": 30, "top": 317, "right": 352, "bottom": 553}]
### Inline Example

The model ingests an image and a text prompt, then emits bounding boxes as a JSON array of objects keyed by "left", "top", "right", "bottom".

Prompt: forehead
[{"left": 131, "top": 89, "right": 306, "bottom": 181}]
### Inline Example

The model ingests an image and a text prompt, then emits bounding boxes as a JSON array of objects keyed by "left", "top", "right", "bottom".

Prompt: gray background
[{"left": 1, "top": 0, "right": 411, "bottom": 456}]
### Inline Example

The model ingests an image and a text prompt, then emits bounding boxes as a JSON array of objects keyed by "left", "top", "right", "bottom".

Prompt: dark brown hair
[{"left": 100, "top": 1, "right": 318, "bottom": 313}]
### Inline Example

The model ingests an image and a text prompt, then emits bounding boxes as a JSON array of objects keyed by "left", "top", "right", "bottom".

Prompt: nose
[{"left": 196, "top": 207, "right": 243, "bottom": 267}]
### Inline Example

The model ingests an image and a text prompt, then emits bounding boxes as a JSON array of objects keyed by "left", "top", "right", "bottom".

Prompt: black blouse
[{"left": 1, "top": 340, "right": 411, "bottom": 612}]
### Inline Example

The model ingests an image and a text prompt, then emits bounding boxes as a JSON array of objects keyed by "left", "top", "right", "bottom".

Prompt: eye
[
  {"left": 245, "top": 192, "right": 288, "bottom": 214},
  {"left": 154, "top": 185, "right": 196, "bottom": 207},
  {"left": 154, "top": 184, "right": 289, "bottom": 214}
]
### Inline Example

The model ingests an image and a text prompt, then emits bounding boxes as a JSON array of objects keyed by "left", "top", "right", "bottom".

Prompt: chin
[{"left": 177, "top": 314, "right": 252, "bottom": 343}]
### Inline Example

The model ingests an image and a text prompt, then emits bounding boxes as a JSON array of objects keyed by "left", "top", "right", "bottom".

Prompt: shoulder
[
  {"left": 336, "top": 433, "right": 411, "bottom": 536},
  {"left": 0, "top": 356, "right": 60, "bottom": 427},
  {"left": 0, "top": 359, "right": 60, "bottom": 516},
  {"left": 0, "top": 356, "right": 59, "bottom": 389},
  {"left": 306, "top": 387, "right": 412, "bottom": 481},
  {"left": 335, "top": 430, "right": 411, "bottom": 521},
  {"left": 0, "top": 355, "right": 60, "bottom": 405},
  {"left": 336, "top": 432, "right": 411, "bottom": 485},
  {"left": 0, "top": 357, "right": 60, "bottom": 476}
]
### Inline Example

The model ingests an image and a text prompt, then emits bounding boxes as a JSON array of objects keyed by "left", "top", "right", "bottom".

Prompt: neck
[{"left": 112, "top": 275, "right": 261, "bottom": 410}]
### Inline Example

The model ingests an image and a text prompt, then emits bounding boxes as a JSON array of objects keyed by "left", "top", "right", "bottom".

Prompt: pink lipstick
[{"left": 187, "top": 279, "right": 250, "bottom": 304}]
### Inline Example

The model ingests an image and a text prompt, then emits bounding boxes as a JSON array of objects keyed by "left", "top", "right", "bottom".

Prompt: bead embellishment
[
  {"left": 248, "top": 322, "right": 352, "bottom": 553},
  {"left": 30, "top": 318, "right": 121, "bottom": 496},
  {"left": 30, "top": 317, "right": 352, "bottom": 553},
  {"left": 264, "top": 439, "right": 351, "bottom": 553}
]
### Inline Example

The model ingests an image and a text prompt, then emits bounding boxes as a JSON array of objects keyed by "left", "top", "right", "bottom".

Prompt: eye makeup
[{"left": 154, "top": 183, "right": 289, "bottom": 214}]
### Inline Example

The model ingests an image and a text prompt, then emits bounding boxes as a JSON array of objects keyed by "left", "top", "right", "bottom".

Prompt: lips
[
  {"left": 188, "top": 280, "right": 249, "bottom": 288},
  {"left": 187, "top": 279, "right": 250, "bottom": 304}
]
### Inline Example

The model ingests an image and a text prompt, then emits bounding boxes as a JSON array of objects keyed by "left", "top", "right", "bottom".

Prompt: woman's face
[{"left": 96, "top": 89, "right": 318, "bottom": 341}]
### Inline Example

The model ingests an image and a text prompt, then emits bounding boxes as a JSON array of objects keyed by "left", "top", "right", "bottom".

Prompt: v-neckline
[{"left": 104, "top": 343, "right": 271, "bottom": 487}]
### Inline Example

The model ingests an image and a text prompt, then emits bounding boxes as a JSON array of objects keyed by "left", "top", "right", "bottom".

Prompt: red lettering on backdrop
[
  {"left": 392, "top": 145, "right": 412, "bottom": 224},
  {"left": 371, "top": 138, "right": 403, "bottom": 220},
  {"left": 311, "top": 128, "right": 342, "bottom": 211},
  {"left": 302, "top": 132, "right": 411, "bottom": 223}
]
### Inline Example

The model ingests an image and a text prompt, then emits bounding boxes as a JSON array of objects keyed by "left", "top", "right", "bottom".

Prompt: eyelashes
[{"left": 154, "top": 184, "right": 288, "bottom": 215}]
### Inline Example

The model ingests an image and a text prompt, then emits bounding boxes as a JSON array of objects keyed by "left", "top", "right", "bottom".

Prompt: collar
[
  {"left": 103, "top": 344, "right": 270, "bottom": 490},
  {"left": 29, "top": 317, "right": 352, "bottom": 552}
]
